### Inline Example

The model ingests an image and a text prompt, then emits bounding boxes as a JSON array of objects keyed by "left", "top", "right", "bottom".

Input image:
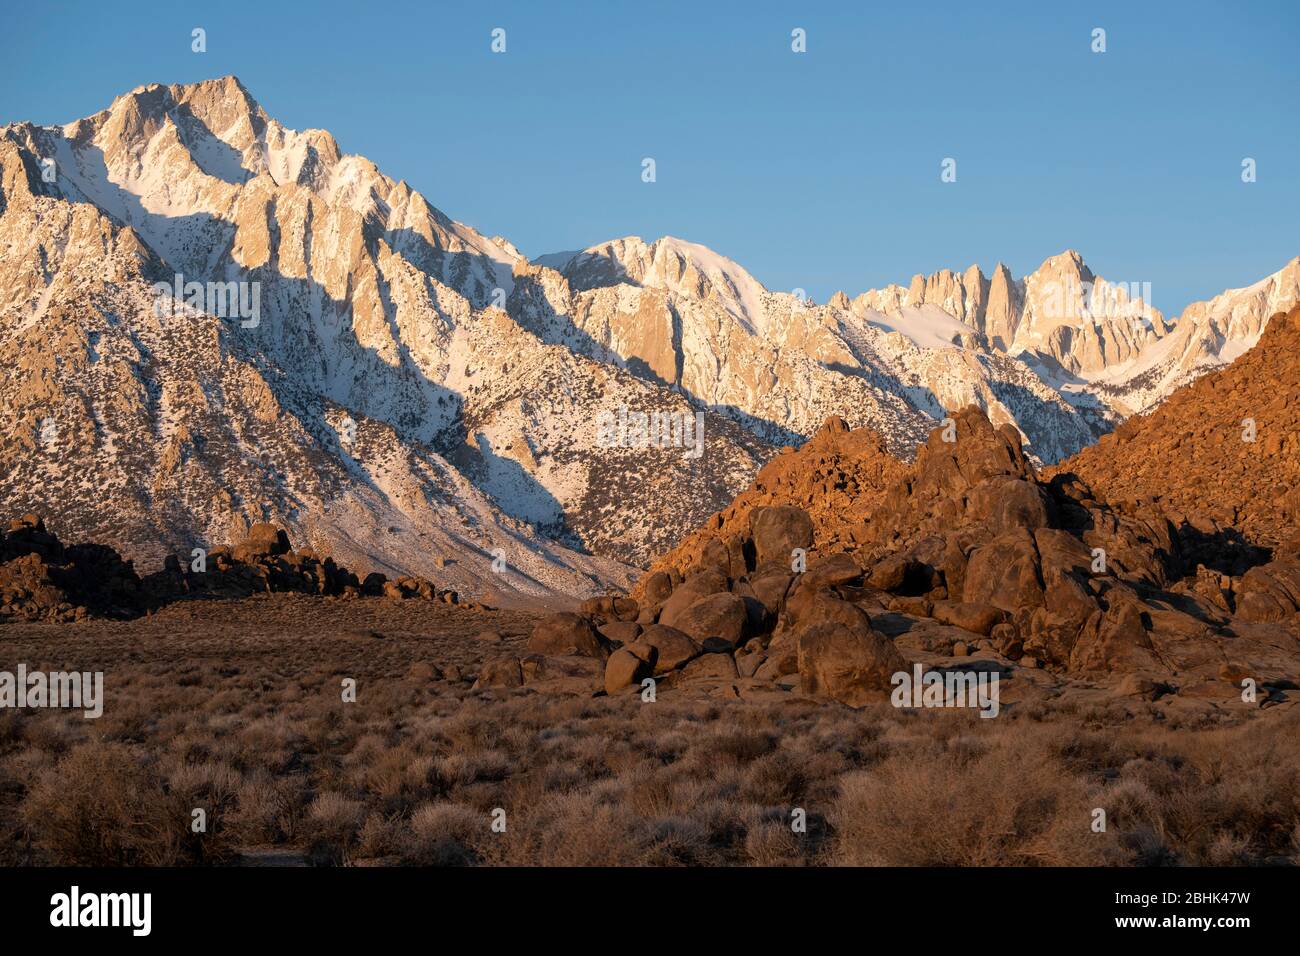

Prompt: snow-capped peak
[{"left": 564, "top": 235, "right": 771, "bottom": 331}]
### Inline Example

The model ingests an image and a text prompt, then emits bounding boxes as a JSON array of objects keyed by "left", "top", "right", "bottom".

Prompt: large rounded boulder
[
  {"left": 527, "top": 613, "right": 608, "bottom": 659},
  {"left": 604, "top": 644, "right": 656, "bottom": 694},
  {"left": 749, "top": 505, "right": 814, "bottom": 568},
  {"left": 658, "top": 569, "right": 729, "bottom": 629},
  {"left": 962, "top": 529, "right": 1045, "bottom": 612},
  {"left": 797, "top": 620, "right": 907, "bottom": 707},
  {"left": 633, "top": 624, "right": 701, "bottom": 674},
  {"left": 668, "top": 592, "right": 748, "bottom": 648}
]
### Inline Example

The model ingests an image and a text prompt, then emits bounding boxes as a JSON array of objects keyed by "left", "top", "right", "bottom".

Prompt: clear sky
[{"left": 2, "top": 0, "right": 1297, "bottom": 315}]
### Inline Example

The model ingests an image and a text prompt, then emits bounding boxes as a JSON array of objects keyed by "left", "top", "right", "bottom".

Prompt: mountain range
[{"left": 1, "top": 76, "right": 1296, "bottom": 596}]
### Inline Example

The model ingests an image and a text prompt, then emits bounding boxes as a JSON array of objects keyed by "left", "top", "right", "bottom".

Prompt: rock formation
[
  {"left": 510, "top": 316, "right": 1300, "bottom": 706},
  {"left": 0, "top": 517, "right": 483, "bottom": 622},
  {"left": 1056, "top": 306, "right": 1300, "bottom": 550}
]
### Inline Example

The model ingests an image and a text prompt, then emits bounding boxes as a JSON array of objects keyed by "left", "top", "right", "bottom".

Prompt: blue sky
[{"left": 2, "top": 0, "right": 1297, "bottom": 314}]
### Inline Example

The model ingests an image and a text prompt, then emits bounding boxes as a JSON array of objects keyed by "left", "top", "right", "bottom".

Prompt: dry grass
[{"left": 0, "top": 594, "right": 1296, "bottom": 867}]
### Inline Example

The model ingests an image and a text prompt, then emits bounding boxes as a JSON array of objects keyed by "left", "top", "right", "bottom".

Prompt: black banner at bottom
[{"left": 0, "top": 866, "right": 1287, "bottom": 941}]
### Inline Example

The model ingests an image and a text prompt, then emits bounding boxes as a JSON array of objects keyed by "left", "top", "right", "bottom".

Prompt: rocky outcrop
[
  {"left": 519, "top": 504, "right": 917, "bottom": 707},
  {"left": 0, "top": 516, "right": 481, "bottom": 623},
  {"left": 0, "top": 515, "right": 141, "bottom": 621},
  {"left": 863, "top": 406, "right": 1049, "bottom": 555},
  {"left": 850, "top": 407, "right": 1265, "bottom": 676},
  {"left": 145, "top": 522, "right": 482, "bottom": 606},
  {"left": 633, "top": 358, "right": 1300, "bottom": 694},
  {"left": 1057, "top": 305, "right": 1300, "bottom": 551},
  {"left": 640, "top": 416, "right": 909, "bottom": 584},
  {"left": 1235, "top": 555, "right": 1300, "bottom": 623}
]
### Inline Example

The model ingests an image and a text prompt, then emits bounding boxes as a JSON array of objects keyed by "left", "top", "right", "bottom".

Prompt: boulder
[
  {"left": 756, "top": 633, "right": 799, "bottom": 678},
  {"left": 1114, "top": 673, "right": 1163, "bottom": 700},
  {"left": 805, "top": 552, "right": 863, "bottom": 588},
  {"left": 781, "top": 581, "right": 878, "bottom": 636},
  {"left": 633, "top": 624, "right": 700, "bottom": 674},
  {"left": 1235, "top": 558, "right": 1300, "bottom": 622},
  {"left": 743, "top": 571, "right": 794, "bottom": 616},
  {"left": 8, "top": 513, "right": 46, "bottom": 534},
  {"left": 473, "top": 656, "right": 523, "bottom": 689},
  {"left": 519, "top": 655, "right": 603, "bottom": 694},
  {"left": 723, "top": 535, "right": 753, "bottom": 579},
  {"left": 604, "top": 646, "right": 655, "bottom": 694},
  {"left": 678, "top": 652, "right": 739, "bottom": 681},
  {"left": 749, "top": 505, "right": 814, "bottom": 567},
  {"left": 233, "top": 523, "right": 292, "bottom": 562},
  {"left": 641, "top": 570, "right": 674, "bottom": 604},
  {"left": 526, "top": 613, "right": 608, "bottom": 659},
  {"left": 730, "top": 581, "right": 775, "bottom": 633},
  {"left": 689, "top": 535, "right": 733, "bottom": 576},
  {"left": 797, "top": 620, "right": 908, "bottom": 707},
  {"left": 991, "top": 622, "right": 1023, "bottom": 659},
  {"left": 658, "top": 569, "right": 729, "bottom": 629},
  {"left": 1069, "top": 599, "right": 1155, "bottom": 673},
  {"left": 967, "top": 476, "right": 1054, "bottom": 533},
  {"left": 867, "top": 554, "right": 930, "bottom": 594},
  {"left": 598, "top": 621, "right": 642, "bottom": 645},
  {"left": 929, "top": 600, "right": 1004, "bottom": 636},
  {"left": 669, "top": 592, "right": 748, "bottom": 648},
  {"left": 963, "top": 529, "right": 1045, "bottom": 612},
  {"left": 581, "top": 595, "right": 640, "bottom": 623},
  {"left": 938, "top": 535, "right": 970, "bottom": 600},
  {"left": 737, "top": 650, "right": 766, "bottom": 677},
  {"left": 889, "top": 595, "right": 933, "bottom": 617},
  {"left": 382, "top": 580, "right": 411, "bottom": 600}
]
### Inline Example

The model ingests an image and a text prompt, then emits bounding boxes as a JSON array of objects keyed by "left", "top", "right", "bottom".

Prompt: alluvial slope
[
  {"left": 441, "top": 293, "right": 771, "bottom": 565},
  {"left": 1055, "top": 305, "right": 1300, "bottom": 550}
]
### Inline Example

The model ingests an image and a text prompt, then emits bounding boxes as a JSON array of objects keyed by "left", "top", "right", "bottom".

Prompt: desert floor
[{"left": 1, "top": 594, "right": 1296, "bottom": 867}]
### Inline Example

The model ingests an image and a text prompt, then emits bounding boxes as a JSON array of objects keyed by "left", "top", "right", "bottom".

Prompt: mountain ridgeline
[{"left": 0, "top": 75, "right": 1296, "bottom": 594}]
